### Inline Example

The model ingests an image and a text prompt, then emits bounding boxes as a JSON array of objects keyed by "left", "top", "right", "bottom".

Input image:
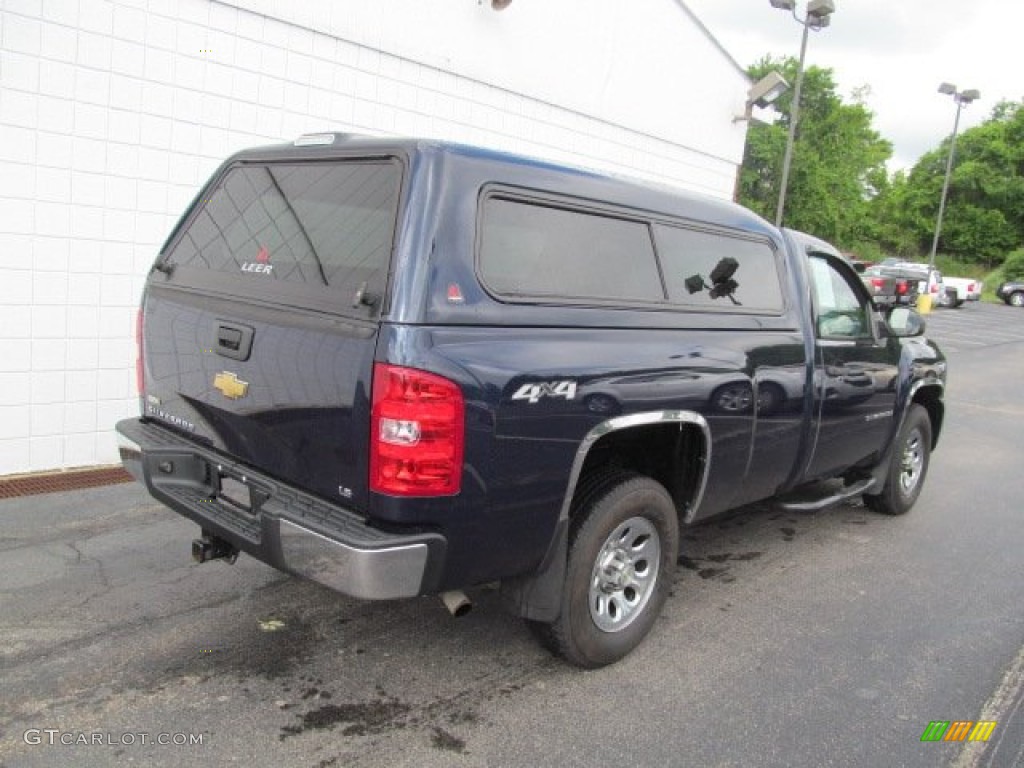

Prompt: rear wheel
[
  {"left": 531, "top": 473, "right": 678, "bottom": 668},
  {"left": 863, "top": 404, "right": 932, "bottom": 515},
  {"left": 1010, "top": 291, "right": 1024, "bottom": 308}
]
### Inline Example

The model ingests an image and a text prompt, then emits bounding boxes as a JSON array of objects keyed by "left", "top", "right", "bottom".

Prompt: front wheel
[
  {"left": 531, "top": 474, "right": 679, "bottom": 668},
  {"left": 713, "top": 382, "right": 753, "bottom": 413},
  {"left": 863, "top": 404, "right": 932, "bottom": 515},
  {"left": 1010, "top": 291, "right": 1024, "bottom": 308}
]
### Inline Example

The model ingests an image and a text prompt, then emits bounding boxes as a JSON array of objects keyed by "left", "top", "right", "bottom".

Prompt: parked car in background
[
  {"left": 879, "top": 262, "right": 947, "bottom": 308},
  {"left": 997, "top": 280, "right": 1024, "bottom": 307},
  {"left": 939, "top": 276, "right": 982, "bottom": 308},
  {"left": 861, "top": 265, "right": 918, "bottom": 306}
]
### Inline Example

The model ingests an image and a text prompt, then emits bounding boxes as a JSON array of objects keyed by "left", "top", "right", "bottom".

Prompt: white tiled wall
[{"left": 0, "top": 0, "right": 741, "bottom": 476}]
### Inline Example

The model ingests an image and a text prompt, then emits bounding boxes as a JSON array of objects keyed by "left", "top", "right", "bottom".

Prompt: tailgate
[
  {"left": 862, "top": 274, "right": 897, "bottom": 303},
  {"left": 139, "top": 158, "right": 403, "bottom": 511}
]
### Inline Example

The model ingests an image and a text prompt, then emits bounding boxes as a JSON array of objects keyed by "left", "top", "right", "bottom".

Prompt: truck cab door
[{"left": 804, "top": 254, "right": 899, "bottom": 481}]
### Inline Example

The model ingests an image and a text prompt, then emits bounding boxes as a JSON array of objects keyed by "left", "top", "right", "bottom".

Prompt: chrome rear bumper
[{"left": 114, "top": 418, "right": 445, "bottom": 600}]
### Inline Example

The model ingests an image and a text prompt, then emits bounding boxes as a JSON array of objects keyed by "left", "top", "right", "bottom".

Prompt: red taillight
[
  {"left": 967, "top": 282, "right": 975, "bottom": 292},
  {"left": 897, "top": 280, "right": 908, "bottom": 295},
  {"left": 931, "top": 284, "right": 939, "bottom": 293},
  {"left": 135, "top": 308, "right": 144, "bottom": 399},
  {"left": 870, "top": 278, "right": 884, "bottom": 289},
  {"left": 370, "top": 363, "right": 464, "bottom": 496}
]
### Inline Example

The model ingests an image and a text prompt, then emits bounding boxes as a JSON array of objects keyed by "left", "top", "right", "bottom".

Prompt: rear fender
[{"left": 501, "top": 410, "right": 710, "bottom": 621}]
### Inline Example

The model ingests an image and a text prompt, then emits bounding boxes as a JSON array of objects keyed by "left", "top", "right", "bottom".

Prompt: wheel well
[
  {"left": 572, "top": 423, "right": 706, "bottom": 520},
  {"left": 912, "top": 386, "right": 944, "bottom": 448}
]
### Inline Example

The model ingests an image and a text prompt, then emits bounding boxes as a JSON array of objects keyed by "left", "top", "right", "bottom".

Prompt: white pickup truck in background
[
  {"left": 940, "top": 275, "right": 983, "bottom": 308},
  {"left": 879, "top": 260, "right": 981, "bottom": 309}
]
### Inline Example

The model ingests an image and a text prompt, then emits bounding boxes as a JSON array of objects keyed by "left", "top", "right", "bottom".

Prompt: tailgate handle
[
  {"left": 220, "top": 329, "right": 241, "bottom": 350},
  {"left": 215, "top": 322, "right": 254, "bottom": 361}
]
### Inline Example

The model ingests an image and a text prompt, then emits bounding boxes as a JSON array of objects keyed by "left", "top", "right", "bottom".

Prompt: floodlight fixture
[
  {"left": 749, "top": 71, "right": 790, "bottom": 108},
  {"left": 807, "top": 0, "right": 836, "bottom": 20},
  {"left": 733, "top": 71, "right": 790, "bottom": 123}
]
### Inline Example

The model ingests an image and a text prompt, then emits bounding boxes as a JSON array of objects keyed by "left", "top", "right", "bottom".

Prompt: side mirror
[{"left": 886, "top": 306, "right": 925, "bottom": 337}]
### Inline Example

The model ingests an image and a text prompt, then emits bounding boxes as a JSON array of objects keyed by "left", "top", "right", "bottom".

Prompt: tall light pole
[
  {"left": 769, "top": 0, "right": 836, "bottom": 227},
  {"left": 928, "top": 83, "right": 980, "bottom": 268}
]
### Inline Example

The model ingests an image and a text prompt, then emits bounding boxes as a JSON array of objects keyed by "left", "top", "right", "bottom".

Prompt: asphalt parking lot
[
  {"left": 918, "top": 299, "right": 1024, "bottom": 352},
  {"left": 1, "top": 301, "right": 1022, "bottom": 768}
]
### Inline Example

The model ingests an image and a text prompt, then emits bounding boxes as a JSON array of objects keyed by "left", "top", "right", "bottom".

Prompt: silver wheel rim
[
  {"left": 899, "top": 427, "right": 925, "bottom": 495},
  {"left": 717, "top": 386, "right": 751, "bottom": 412},
  {"left": 589, "top": 516, "right": 661, "bottom": 633},
  {"left": 1012, "top": 293, "right": 1024, "bottom": 307}
]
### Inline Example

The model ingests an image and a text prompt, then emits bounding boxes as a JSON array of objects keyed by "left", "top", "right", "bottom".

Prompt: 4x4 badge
[
  {"left": 214, "top": 371, "right": 249, "bottom": 399},
  {"left": 512, "top": 380, "right": 577, "bottom": 404}
]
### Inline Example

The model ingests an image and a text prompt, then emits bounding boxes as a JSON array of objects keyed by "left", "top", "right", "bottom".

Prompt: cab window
[
  {"left": 653, "top": 224, "right": 784, "bottom": 312},
  {"left": 808, "top": 256, "right": 871, "bottom": 339}
]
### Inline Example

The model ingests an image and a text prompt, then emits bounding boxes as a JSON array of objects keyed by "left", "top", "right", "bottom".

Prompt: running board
[{"left": 775, "top": 478, "right": 876, "bottom": 512}]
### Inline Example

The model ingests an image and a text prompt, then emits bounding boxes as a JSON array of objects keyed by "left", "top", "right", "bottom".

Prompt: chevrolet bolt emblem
[{"left": 213, "top": 371, "right": 249, "bottom": 399}]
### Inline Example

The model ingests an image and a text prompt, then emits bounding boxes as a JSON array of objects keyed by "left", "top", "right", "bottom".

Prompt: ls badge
[{"left": 214, "top": 371, "right": 249, "bottom": 399}]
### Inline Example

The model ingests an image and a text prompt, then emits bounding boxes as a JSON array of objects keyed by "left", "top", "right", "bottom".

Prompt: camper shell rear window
[{"left": 161, "top": 159, "right": 402, "bottom": 315}]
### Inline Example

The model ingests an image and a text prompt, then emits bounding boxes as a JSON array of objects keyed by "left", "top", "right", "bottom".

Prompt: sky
[{"left": 683, "top": 0, "right": 1024, "bottom": 172}]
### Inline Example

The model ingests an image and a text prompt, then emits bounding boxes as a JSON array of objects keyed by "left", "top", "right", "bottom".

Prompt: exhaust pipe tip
[{"left": 441, "top": 590, "right": 472, "bottom": 618}]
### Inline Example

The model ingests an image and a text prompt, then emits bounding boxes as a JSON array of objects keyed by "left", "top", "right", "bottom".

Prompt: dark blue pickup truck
[{"left": 116, "top": 134, "right": 946, "bottom": 667}]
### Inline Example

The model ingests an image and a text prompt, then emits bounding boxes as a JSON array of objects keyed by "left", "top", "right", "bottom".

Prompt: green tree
[
  {"left": 1003, "top": 248, "right": 1024, "bottom": 281},
  {"left": 737, "top": 57, "right": 892, "bottom": 251},
  {"left": 869, "top": 172, "right": 923, "bottom": 259},
  {"left": 873, "top": 100, "right": 1024, "bottom": 266}
]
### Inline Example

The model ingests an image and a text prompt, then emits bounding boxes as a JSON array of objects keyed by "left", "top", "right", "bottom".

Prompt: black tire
[
  {"left": 863, "top": 404, "right": 932, "bottom": 515},
  {"left": 532, "top": 473, "right": 678, "bottom": 668},
  {"left": 954, "top": 300, "right": 965, "bottom": 308},
  {"left": 1010, "top": 291, "right": 1024, "bottom": 308},
  {"left": 757, "top": 382, "right": 786, "bottom": 415}
]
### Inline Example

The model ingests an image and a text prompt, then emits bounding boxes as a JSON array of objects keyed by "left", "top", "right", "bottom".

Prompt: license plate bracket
[{"left": 218, "top": 476, "right": 252, "bottom": 512}]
